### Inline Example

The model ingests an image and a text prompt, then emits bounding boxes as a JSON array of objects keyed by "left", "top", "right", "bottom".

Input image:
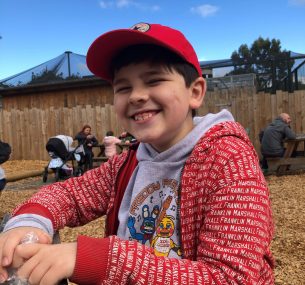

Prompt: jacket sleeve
[
  {"left": 284, "top": 125, "right": 296, "bottom": 139},
  {"left": 12, "top": 157, "right": 121, "bottom": 229},
  {"left": 74, "top": 132, "right": 86, "bottom": 144},
  {"left": 115, "top": 137, "right": 122, "bottom": 144},
  {"left": 91, "top": 136, "right": 99, "bottom": 146}
]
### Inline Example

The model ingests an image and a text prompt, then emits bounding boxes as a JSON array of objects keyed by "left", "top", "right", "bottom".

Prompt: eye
[
  {"left": 114, "top": 85, "right": 131, "bottom": 94},
  {"left": 147, "top": 78, "right": 165, "bottom": 85}
]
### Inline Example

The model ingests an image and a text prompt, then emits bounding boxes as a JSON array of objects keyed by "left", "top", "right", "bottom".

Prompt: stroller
[{"left": 42, "top": 135, "right": 85, "bottom": 182}]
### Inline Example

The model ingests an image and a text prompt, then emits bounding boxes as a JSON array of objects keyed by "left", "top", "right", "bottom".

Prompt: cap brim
[{"left": 86, "top": 29, "right": 185, "bottom": 83}]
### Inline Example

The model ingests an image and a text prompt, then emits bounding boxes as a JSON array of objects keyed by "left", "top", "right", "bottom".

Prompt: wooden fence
[
  {"left": 199, "top": 88, "right": 305, "bottom": 155},
  {"left": 0, "top": 104, "right": 122, "bottom": 160},
  {"left": 1, "top": 87, "right": 305, "bottom": 160}
]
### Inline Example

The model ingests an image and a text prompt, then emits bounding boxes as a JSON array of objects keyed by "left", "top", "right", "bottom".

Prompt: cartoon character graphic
[
  {"left": 127, "top": 204, "right": 159, "bottom": 245},
  {"left": 151, "top": 215, "right": 181, "bottom": 257}
]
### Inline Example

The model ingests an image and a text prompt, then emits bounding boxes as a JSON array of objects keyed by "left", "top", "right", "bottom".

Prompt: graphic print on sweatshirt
[{"left": 127, "top": 178, "right": 181, "bottom": 258}]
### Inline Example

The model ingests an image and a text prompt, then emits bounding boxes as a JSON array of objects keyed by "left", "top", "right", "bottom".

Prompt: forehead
[
  {"left": 283, "top": 114, "right": 290, "bottom": 120},
  {"left": 113, "top": 62, "right": 175, "bottom": 82}
]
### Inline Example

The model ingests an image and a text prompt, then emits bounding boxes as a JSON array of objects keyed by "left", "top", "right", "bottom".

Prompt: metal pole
[
  {"left": 294, "top": 71, "right": 298, "bottom": 90},
  {"left": 271, "top": 58, "right": 276, "bottom": 94},
  {"left": 66, "top": 51, "right": 71, "bottom": 77},
  {"left": 287, "top": 52, "right": 293, "bottom": 93}
]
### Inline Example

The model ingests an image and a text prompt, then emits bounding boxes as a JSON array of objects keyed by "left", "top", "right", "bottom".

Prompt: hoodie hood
[
  {"left": 187, "top": 119, "right": 254, "bottom": 163},
  {"left": 270, "top": 117, "right": 287, "bottom": 128}
]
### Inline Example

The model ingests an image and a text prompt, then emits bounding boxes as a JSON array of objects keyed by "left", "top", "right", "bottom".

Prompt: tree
[
  {"left": 28, "top": 69, "right": 64, "bottom": 85},
  {"left": 28, "top": 69, "right": 81, "bottom": 85},
  {"left": 228, "top": 37, "right": 294, "bottom": 92}
]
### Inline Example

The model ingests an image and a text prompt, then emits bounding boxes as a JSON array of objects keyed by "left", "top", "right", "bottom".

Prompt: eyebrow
[{"left": 113, "top": 69, "right": 169, "bottom": 86}]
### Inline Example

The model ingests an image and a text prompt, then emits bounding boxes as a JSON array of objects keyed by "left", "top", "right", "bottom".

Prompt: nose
[{"left": 128, "top": 87, "right": 149, "bottom": 105}]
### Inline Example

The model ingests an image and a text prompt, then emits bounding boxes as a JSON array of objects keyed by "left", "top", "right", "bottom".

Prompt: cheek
[{"left": 114, "top": 97, "right": 125, "bottom": 117}]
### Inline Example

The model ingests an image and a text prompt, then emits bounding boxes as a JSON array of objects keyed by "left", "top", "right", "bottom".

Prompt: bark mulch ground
[{"left": 0, "top": 160, "right": 304, "bottom": 284}]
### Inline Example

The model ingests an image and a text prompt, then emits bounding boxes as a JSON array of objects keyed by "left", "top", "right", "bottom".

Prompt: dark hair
[
  {"left": 106, "top": 130, "right": 114, "bottom": 136},
  {"left": 81, "top": 124, "right": 91, "bottom": 132},
  {"left": 111, "top": 44, "right": 199, "bottom": 88}
]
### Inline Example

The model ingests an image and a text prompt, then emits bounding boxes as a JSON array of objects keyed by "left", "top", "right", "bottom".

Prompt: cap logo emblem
[{"left": 130, "top": 23, "right": 150, "bottom": 33}]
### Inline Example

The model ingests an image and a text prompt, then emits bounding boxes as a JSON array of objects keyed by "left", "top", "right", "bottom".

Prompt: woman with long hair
[{"left": 75, "top": 125, "right": 98, "bottom": 171}]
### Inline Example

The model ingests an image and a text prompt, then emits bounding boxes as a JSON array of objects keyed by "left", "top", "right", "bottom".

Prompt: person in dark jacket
[
  {"left": 75, "top": 125, "right": 98, "bottom": 171},
  {"left": 0, "top": 140, "right": 11, "bottom": 191},
  {"left": 260, "top": 113, "right": 296, "bottom": 169}
]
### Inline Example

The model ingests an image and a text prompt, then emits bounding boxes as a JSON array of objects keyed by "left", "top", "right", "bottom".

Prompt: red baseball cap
[{"left": 86, "top": 23, "right": 202, "bottom": 82}]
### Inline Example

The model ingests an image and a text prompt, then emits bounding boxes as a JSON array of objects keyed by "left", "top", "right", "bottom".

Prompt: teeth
[{"left": 134, "top": 112, "right": 154, "bottom": 121}]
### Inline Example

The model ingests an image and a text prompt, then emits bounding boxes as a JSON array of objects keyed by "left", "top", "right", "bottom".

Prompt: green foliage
[
  {"left": 28, "top": 69, "right": 64, "bottom": 85},
  {"left": 297, "top": 81, "right": 305, "bottom": 90},
  {"left": 28, "top": 69, "right": 81, "bottom": 85},
  {"left": 229, "top": 37, "right": 294, "bottom": 91}
]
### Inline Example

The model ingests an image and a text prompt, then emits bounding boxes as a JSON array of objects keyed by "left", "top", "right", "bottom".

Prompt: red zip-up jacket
[{"left": 14, "top": 121, "right": 274, "bottom": 284}]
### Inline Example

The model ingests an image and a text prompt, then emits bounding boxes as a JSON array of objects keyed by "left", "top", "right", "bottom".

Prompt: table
[
  {"left": 116, "top": 142, "right": 131, "bottom": 152},
  {"left": 92, "top": 143, "right": 131, "bottom": 165},
  {"left": 267, "top": 134, "right": 305, "bottom": 175}
]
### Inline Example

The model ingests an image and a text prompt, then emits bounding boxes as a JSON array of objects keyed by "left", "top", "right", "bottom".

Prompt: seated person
[
  {"left": 260, "top": 113, "right": 296, "bottom": 169},
  {"left": 75, "top": 125, "right": 98, "bottom": 170},
  {"left": 0, "top": 140, "right": 11, "bottom": 191},
  {"left": 0, "top": 166, "right": 6, "bottom": 191},
  {"left": 119, "top": 131, "right": 137, "bottom": 144},
  {"left": 103, "top": 131, "right": 121, "bottom": 159}
]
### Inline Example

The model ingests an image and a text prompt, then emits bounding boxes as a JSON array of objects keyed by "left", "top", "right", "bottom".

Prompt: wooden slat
[{"left": 2, "top": 89, "right": 305, "bottom": 160}]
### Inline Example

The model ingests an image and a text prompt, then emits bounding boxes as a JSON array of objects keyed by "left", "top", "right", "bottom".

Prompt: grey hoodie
[
  {"left": 117, "top": 109, "right": 234, "bottom": 257},
  {"left": 261, "top": 117, "right": 296, "bottom": 156}
]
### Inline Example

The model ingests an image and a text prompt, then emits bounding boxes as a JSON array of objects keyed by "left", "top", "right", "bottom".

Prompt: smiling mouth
[{"left": 133, "top": 111, "right": 159, "bottom": 122}]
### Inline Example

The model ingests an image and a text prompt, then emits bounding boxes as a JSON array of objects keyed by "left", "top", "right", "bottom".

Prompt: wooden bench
[
  {"left": 92, "top": 156, "right": 108, "bottom": 168},
  {"left": 92, "top": 143, "right": 131, "bottom": 167},
  {"left": 265, "top": 135, "right": 305, "bottom": 175},
  {"left": 267, "top": 156, "right": 305, "bottom": 175}
]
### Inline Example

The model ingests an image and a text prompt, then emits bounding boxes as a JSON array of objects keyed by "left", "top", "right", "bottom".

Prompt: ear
[{"left": 189, "top": 77, "right": 206, "bottom": 110}]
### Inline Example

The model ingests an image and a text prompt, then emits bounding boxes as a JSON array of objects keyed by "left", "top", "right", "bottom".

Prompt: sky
[{"left": 0, "top": 0, "right": 305, "bottom": 80}]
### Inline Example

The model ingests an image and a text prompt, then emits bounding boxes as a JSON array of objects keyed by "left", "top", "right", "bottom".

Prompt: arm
[
  {"left": 91, "top": 136, "right": 99, "bottom": 146},
  {"left": 0, "top": 153, "right": 129, "bottom": 284},
  {"left": 12, "top": 160, "right": 117, "bottom": 229},
  {"left": 115, "top": 137, "right": 122, "bottom": 144},
  {"left": 284, "top": 125, "right": 296, "bottom": 140},
  {"left": 74, "top": 132, "right": 86, "bottom": 144}
]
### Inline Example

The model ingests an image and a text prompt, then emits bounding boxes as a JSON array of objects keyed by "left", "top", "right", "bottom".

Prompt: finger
[
  {"left": 17, "top": 247, "right": 58, "bottom": 285},
  {"left": 1, "top": 233, "right": 23, "bottom": 266},
  {"left": 16, "top": 251, "right": 44, "bottom": 284},
  {"left": 30, "top": 263, "right": 59, "bottom": 285},
  {"left": 35, "top": 231, "right": 52, "bottom": 245},
  {"left": 13, "top": 244, "right": 41, "bottom": 264},
  {"left": 28, "top": 258, "right": 70, "bottom": 285},
  {"left": 0, "top": 267, "right": 9, "bottom": 284},
  {"left": 1, "top": 228, "right": 50, "bottom": 267},
  {"left": 0, "top": 233, "right": 23, "bottom": 282}
]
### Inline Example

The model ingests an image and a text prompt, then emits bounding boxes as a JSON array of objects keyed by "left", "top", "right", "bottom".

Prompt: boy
[{"left": 0, "top": 23, "right": 274, "bottom": 284}]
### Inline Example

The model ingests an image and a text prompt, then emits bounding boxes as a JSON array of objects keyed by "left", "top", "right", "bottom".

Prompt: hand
[
  {"left": 0, "top": 227, "right": 51, "bottom": 282},
  {"left": 87, "top": 135, "right": 93, "bottom": 139},
  {"left": 12, "top": 242, "right": 77, "bottom": 285},
  {"left": 127, "top": 216, "right": 135, "bottom": 229}
]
